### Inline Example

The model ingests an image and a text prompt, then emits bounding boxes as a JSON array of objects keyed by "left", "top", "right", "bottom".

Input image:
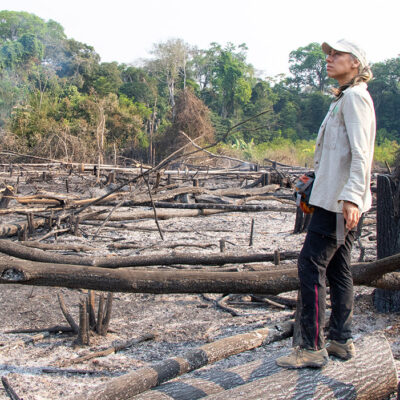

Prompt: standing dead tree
[{"left": 374, "top": 154, "right": 400, "bottom": 311}]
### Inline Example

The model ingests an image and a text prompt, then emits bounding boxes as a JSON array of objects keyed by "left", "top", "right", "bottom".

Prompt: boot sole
[
  {"left": 276, "top": 359, "right": 329, "bottom": 369},
  {"left": 327, "top": 351, "right": 354, "bottom": 360}
]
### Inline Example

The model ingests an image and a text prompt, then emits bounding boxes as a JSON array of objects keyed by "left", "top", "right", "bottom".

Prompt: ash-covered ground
[{"left": 0, "top": 169, "right": 398, "bottom": 399}]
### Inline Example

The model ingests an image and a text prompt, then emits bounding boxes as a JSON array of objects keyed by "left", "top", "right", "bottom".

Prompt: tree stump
[{"left": 374, "top": 174, "right": 400, "bottom": 312}]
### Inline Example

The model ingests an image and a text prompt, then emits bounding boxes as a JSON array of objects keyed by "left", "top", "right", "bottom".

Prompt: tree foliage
[
  {"left": 0, "top": 10, "right": 399, "bottom": 166},
  {"left": 288, "top": 42, "right": 332, "bottom": 92}
]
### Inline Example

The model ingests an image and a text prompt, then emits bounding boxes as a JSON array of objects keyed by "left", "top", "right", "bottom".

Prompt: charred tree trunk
[
  {"left": 2, "top": 253, "right": 400, "bottom": 294},
  {"left": 198, "top": 332, "right": 397, "bottom": 400},
  {"left": 131, "top": 332, "right": 396, "bottom": 400},
  {"left": 73, "top": 322, "right": 293, "bottom": 400},
  {"left": 374, "top": 174, "right": 400, "bottom": 312}
]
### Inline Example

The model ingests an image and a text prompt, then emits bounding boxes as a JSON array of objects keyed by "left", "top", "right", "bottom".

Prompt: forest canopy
[{"left": 0, "top": 10, "right": 399, "bottom": 165}]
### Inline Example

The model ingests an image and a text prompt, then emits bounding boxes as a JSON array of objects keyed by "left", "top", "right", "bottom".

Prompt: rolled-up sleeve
[{"left": 338, "top": 91, "right": 375, "bottom": 208}]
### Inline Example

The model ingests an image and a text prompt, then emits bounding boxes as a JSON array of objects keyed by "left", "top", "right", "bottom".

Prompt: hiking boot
[
  {"left": 275, "top": 347, "right": 329, "bottom": 369},
  {"left": 326, "top": 339, "right": 355, "bottom": 360}
]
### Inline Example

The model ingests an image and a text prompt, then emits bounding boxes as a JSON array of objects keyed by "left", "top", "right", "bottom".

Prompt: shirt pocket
[{"left": 324, "top": 119, "right": 340, "bottom": 149}]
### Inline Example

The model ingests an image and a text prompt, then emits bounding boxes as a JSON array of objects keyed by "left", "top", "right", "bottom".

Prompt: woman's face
[{"left": 326, "top": 50, "right": 360, "bottom": 85}]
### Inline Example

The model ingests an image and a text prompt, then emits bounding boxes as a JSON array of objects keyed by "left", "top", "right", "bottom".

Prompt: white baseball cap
[{"left": 322, "top": 39, "right": 368, "bottom": 69}]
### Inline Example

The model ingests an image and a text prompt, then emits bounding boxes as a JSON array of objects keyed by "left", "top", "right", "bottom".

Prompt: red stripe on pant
[{"left": 314, "top": 284, "right": 319, "bottom": 349}]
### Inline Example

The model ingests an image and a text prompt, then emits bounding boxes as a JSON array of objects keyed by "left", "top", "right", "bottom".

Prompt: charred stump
[{"left": 374, "top": 174, "right": 400, "bottom": 312}]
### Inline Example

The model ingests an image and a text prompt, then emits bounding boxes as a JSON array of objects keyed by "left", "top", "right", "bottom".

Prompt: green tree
[
  {"left": 240, "top": 80, "right": 276, "bottom": 143},
  {"left": 369, "top": 57, "right": 400, "bottom": 138},
  {"left": 209, "top": 43, "right": 253, "bottom": 118},
  {"left": 146, "top": 38, "right": 193, "bottom": 118},
  {"left": 288, "top": 42, "right": 331, "bottom": 92}
]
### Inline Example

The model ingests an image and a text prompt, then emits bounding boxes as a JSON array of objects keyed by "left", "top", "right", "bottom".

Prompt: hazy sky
[{"left": 1, "top": 0, "right": 399, "bottom": 77}]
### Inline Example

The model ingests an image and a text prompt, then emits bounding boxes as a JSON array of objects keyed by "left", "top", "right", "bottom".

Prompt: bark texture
[
  {"left": 2, "top": 253, "right": 400, "bottom": 294},
  {"left": 200, "top": 332, "right": 397, "bottom": 400},
  {"left": 73, "top": 327, "right": 273, "bottom": 400},
  {"left": 0, "top": 240, "right": 298, "bottom": 267}
]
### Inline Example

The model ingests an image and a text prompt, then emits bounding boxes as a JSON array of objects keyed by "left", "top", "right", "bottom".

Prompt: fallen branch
[
  {"left": 19, "top": 241, "right": 95, "bottom": 252},
  {"left": 61, "top": 333, "right": 155, "bottom": 367},
  {"left": 89, "top": 208, "right": 225, "bottom": 221},
  {"left": 57, "top": 294, "right": 79, "bottom": 333},
  {"left": 4, "top": 325, "right": 74, "bottom": 334},
  {"left": 0, "top": 332, "right": 50, "bottom": 352},
  {"left": 199, "top": 294, "right": 241, "bottom": 317},
  {"left": 1, "top": 376, "right": 22, "bottom": 400}
]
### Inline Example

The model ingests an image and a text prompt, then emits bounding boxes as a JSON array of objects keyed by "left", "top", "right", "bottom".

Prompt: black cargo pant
[{"left": 298, "top": 228, "right": 356, "bottom": 350}]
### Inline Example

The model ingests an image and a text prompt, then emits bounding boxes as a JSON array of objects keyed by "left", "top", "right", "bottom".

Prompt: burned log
[
  {"left": 0, "top": 186, "right": 15, "bottom": 209},
  {"left": 0, "top": 218, "right": 47, "bottom": 238},
  {"left": 1, "top": 253, "right": 400, "bottom": 294},
  {"left": 89, "top": 208, "right": 224, "bottom": 221},
  {"left": 0, "top": 240, "right": 298, "bottom": 267},
  {"left": 131, "top": 332, "right": 395, "bottom": 400},
  {"left": 201, "top": 332, "right": 396, "bottom": 400},
  {"left": 73, "top": 327, "right": 272, "bottom": 400},
  {"left": 151, "top": 202, "right": 295, "bottom": 213}
]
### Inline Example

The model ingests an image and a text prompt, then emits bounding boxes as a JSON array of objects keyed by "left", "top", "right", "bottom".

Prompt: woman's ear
[{"left": 351, "top": 57, "right": 361, "bottom": 71}]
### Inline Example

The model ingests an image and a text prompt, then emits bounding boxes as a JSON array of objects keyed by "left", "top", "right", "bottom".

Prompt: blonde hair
[{"left": 332, "top": 56, "right": 373, "bottom": 98}]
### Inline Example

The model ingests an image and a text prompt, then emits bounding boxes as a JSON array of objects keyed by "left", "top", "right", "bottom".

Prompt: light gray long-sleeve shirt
[{"left": 309, "top": 82, "right": 376, "bottom": 214}]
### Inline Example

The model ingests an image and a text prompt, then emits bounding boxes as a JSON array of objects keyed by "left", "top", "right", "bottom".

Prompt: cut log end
[{"left": 1, "top": 267, "right": 25, "bottom": 281}]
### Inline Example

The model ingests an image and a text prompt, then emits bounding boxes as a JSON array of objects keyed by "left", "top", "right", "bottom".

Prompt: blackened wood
[
  {"left": 250, "top": 294, "right": 297, "bottom": 309},
  {"left": 96, "top": 294, "right": 105, "bottom": 335},
  {"left": 199, "top": 294, "right": 241, "bottom": 317},
  {"left": 5, "top": 325, "right": 74, "bottom": 334},
  {"left": 73, "top": 327, "right": 272, "bottom": 400},
  {"left": 0, "top": 239, "right": 298, "bottom": 267},
  {"left": 293, "top": 207, "right": 304, "bottom": 234},
  {"left": 249, "top": 218, "right": 254, "bottom": 246},
  {"left": 274, "top": 250, "right": 280, "bottom": 266},
  {"left": 57, "top": 294, "right": 79, "bottom": 333},
  {"left": 88, "top": 290, "right": 96, "bottom": 330},
  {"left": 0, "top": 186, "right": 14, "bottom": 209},
  {"left": 1, "top": 332, "right": 50, "bottom": 350},
  {"left": 93, "top": 321, "right": 293, "bottom": 400},
  {"left": 3, "top": 253, "right": 400, "bottom": 294},
  {"left": 375, "top": 174, "right": 400, "bottom": 312},
  {"left": 75, "top": 299, "right": 89, "bottom": 346},
  {"left": 171, "top": 333, "right": 395, "bottom": 400},
  {"left": 143, "top": 168, "right": 164, "bottom": 240},
  {"left": 101, "top": 293, "right": 113, "bottom": 335},
  {"left": 377, "top": 174, "right": 397, "bottom": 259},
  {"left": 63, "top": 333, "right": 155, "bottom": 366},
  {"left": 20, "top": 241, "right": 94, "bottom": 252},
  {"left": 1, "top": 376, "right": 22, "bottom": 400},
  {"left": 151, "top": 202, "right": 295, "bottom": 213}
]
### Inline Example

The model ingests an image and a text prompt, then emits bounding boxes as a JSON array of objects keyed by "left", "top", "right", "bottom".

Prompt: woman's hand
[{"left": 342, "top": 201, "right": 360, "bottom": 230}]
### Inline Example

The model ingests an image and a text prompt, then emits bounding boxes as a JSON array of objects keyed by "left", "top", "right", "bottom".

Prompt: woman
[{"left": 276, "top": 39, "right": 376, "bottom": 368}]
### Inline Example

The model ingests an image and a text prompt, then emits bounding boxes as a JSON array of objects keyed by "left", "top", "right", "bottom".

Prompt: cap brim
[{"left": 322, "top": 41, "right": 351, "bottom": 55}]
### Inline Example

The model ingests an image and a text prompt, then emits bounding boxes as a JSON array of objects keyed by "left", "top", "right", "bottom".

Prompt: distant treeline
[{"left": 0, "top": 10, "right": 399, "bottom": 164}]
